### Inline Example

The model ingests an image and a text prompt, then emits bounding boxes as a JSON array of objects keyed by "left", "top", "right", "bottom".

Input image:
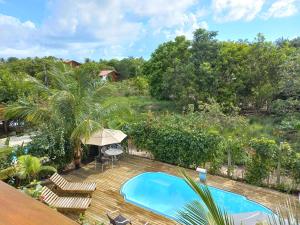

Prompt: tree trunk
[
  {"left": 276, "top": 160, "right": 281, "bottom": 186},
  {"left": 276, "top": 142, "right": 283, "bottom": 186},
  {"left": 227, "top": 149, "right": 232, "bottom": 177},
  {"left": 73, "top": 142, "right": 82, "bottom": 169},
  {"left": 3, "top": 120, "right": 8, "bottom": 134}
]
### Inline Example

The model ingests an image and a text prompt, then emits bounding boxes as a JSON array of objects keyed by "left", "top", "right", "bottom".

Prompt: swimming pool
[{"left": 120, "top": 172, "right": 273, "bottom": 221}]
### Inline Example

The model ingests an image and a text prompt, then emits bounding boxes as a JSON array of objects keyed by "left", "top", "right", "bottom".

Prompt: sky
[{"left": 0, "top": 0, "right": 299, "bottom": 61}]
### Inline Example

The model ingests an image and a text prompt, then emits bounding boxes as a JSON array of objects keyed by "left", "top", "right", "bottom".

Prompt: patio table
[{"left": 105, "top": 148, "right": 123, "bottom": 168}]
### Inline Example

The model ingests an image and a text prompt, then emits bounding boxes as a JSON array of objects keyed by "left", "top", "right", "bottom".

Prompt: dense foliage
[
  {"left": 128, "top": 101, "right": 300, "bottom": 191},
  {"left": 28, "top": 125, "right": 72, "bottom": 170},
  {"left": 128, "top": 102, "right": 242, "bottom": 170},
  {"left": 128, "top": 118, "right": 222, "bottom": 168},
  {"left": 103, "top": 57, "right": 145, "bottom": 80},
  {"left": 245, "top": 137, "right": 277, "bottom": 185},
  {"left": 144, "top": 29, "right": 300, "bottom": 114},
  {"left": 1, "top": 28, "right": 300, "bottom": 193},
  {"left": 2, "top": 59, "right": 135, "bottom": 169}
]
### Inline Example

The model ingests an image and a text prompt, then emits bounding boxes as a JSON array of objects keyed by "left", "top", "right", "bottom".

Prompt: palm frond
[
  {"left": 180, "top": 170, "right": 234, "bottom": 225},
  {"left": 47, "top": 67, "right": 72, "bottom": 90},
  {"left": 22, "top": 74, "right": 49, "bottom": 93},
  {"left": 268, "top": 199, "right": 300, "bottom": 225},
  {"left": 177, "top": 200, "right": 209, "bottom": 225},
  {"left": 0, "top": 146, "right": 13, "bottom": 159},
  {"left": 0, "top": 166, "right": 16, "bottom": 180},
  {"left": 71, "top": 119, "right": 103, "bottom": 142},
  {"left": 5, "top": 99, "right": 51, "bottom": 124},
  {"left": 100, "top": 98, "right": 135, "bottom": 128},
  {"left": 16, "top": 155, "right": 41, "bottom": 180},
  {"left": 50, "top": 90, "right": 76, "bottom": 118}
]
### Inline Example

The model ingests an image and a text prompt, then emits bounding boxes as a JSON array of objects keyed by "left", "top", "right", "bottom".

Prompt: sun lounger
[
  {"left": 41, "top": 186, "right": 91, "bottom": 212},
  {"left": 50, "top": 173, "right": 96, "bottom": 195}
]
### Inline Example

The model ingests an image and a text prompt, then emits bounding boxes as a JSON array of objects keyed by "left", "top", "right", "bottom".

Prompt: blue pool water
[{"left": 120, "top": 172, "right": 273, "bottom": 220}]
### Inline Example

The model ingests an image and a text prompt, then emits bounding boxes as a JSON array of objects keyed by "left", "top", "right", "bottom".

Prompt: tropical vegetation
[{"left": 0, "top": 28, "right": 300, "bottom": 223}]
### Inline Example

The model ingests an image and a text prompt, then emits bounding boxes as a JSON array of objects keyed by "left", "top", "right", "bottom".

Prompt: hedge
[{"left": 127, "top": 120, "right": 223, "bottom": 168}]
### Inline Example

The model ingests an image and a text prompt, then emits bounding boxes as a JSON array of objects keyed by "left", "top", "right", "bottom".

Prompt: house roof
[
  {"left": 63, "top": 60, "right": 81, "bottom": 66},
  {"left": 99, "top": 70, "right": 118, "bottom": 77},
  {"left": 0, "top": 181, "right": 78, "bottom": 225}
]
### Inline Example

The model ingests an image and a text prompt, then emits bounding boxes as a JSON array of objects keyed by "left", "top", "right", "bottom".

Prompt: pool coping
[{"left": 120, "top": 171, "right": 275, "bottom": 222}]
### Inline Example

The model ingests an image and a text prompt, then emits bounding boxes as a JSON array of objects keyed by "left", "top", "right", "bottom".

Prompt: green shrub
[
  {"left": 22, "top": 180, "right": 43, "bottom": 199},
  {"left": 112, "top": 77, "right": 149, "bottom": 96},
  {"left": 245, "top": 137, "right": 277, "bottom": 185},
  {"left": 279, "top": 114, "right": 300, "bottom": 132},
  {"left": 131, "top": 76, "right": 149, "bottom": 95},
  {"left": 291, "top": 153, "right": 300, "bottom": 186},
  {"left": 16, "top": 155, "right": 57, "bottom": 183},
  {"left": 0, "top": 146, "right": 14, "bottom": 170},
  {"left": 270, "top": 98, "right": 300, "bottom": 115},
  {"left": 128, "top": 116, "right": 223, "bottom": 169},
  {"left": 29, "top": 125, "right": 72, "bottom": 170},
  {"left": 0, "top": 146, "right": 26, "bottom": 172}
]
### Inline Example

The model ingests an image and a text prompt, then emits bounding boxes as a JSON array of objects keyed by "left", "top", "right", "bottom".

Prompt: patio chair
[
  {"left": 41, "top": 186, "right": 91, "bottom": 213},
  {"left": 49, "top": 173, "right": 96, "bottom": 196},
  {"left": 106, "top": 210, "right": 132, "bottom": 225},
  {"left": 95, "top": 151, "right": 110, "bottom": 172},
  {"left": 101, "top": 146, "right": 109, "bottom": 156},
  {"left": 110, "top": 144, "right": 123, "bottom": 150}
]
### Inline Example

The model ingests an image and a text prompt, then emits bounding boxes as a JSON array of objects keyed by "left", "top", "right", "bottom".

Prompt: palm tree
[
  {"left": 0, "top": 155, "right": 56, "bottom": 184},
  {"left": 16, "top": 155, "right": 56, "bottom": 183},
  {"left": 5, "top": 63, "right": 133, "bottom": 168}
]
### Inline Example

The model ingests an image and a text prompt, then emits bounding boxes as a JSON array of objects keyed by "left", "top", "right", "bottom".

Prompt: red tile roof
[{"left": 99, "top": 70, "right": 116, "bottom": 76}]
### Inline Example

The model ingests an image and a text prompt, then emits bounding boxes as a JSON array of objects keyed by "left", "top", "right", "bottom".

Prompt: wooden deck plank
[{"left": 63, "top": 155, "right": 299, "bottom": 224}]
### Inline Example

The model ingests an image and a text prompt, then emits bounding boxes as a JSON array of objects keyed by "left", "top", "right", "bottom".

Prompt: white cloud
[
  {"left": 264, "top": 0, "right": 299, "bottom": 19},
  {"left": 43, "top": 0, "right": 143, "bottom": 45},
  {"left": 125, "top": 0, "right": 195, "bottom": 16},
  {"left": 0, "top": 46, "right": 68, "bottom": 58},
  {"left": 0, "top": 14, "right": 36, "bottom": 49},
  {"left": 0, "top": 0, "right": 145, "bottom": 59},
  {"left": 124, "top": 0, "right": 196, "bottom": 30},
  {"left": 212, "top": 0, "right": 266, "bottom": 22},
  {"left": 0, "top": 0, "right": 206, "bottom": 59},
  {"left": 122, "top": 0, "right": 208, "bottom": 39},
  {"left": 165, "top": 14, "right": 208, "bottom": 40}
]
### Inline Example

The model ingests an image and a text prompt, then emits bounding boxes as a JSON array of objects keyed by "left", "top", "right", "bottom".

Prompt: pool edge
[{"left": 119, "top": 171, "right": 275, "bottom": 221}]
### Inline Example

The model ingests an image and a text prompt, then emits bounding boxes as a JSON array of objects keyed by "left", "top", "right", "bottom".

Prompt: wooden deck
[{"left": 63, "top": 155, "right": 300, "bottom": 224}]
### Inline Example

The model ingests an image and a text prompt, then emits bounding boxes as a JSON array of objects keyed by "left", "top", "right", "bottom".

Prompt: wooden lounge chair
[
  {"left": 50, "top": 173, "right": 96, "bottom": 195},
  {"left": 41, "top": 186, "right": 91, "bottom": 213}
]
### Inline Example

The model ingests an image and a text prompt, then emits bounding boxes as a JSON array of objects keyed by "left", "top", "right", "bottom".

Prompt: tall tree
[
  {"left": 143, "top": 36, "right": 192, "bottom": 101},
  {"left": 191, "top": 29, "right": 219, "bottom": 99},
  {"left": 5, "top": 65, "right": 131, "bottom": 168}
]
